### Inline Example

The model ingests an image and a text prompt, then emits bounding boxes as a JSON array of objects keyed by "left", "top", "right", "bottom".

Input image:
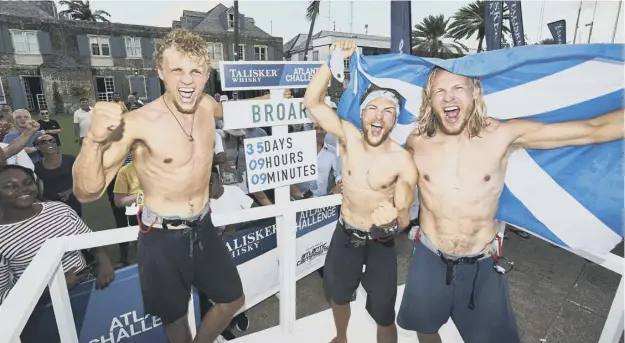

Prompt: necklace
[{"left": 163, "top": 98, "right": 195, "bottom": 141}]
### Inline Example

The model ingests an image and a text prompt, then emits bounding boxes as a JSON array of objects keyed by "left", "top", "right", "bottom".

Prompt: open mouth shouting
[
  {"left": 178, "top": 87, "right": 196, "bottom": 104},
  {"left": 443, "top": 106, "right": 460, "bottom": 123},
  {"left": 370, "top": 122, "right": 384, "bottom": 136}
]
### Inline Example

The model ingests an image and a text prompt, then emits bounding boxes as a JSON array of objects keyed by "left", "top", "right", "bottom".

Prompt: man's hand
[
  {"left": 23, "top": 120, "right": 40, "bottom": 133},
  {"left": 94, "top": 257, "right": 115, "bottom": 290},
  {"left": 58, "top": 189, "right": 72, "bottom": 201},
  {"left": 371, "top": 200, "right": 398, "bottom": 228},
  {"left": 87, "top": 102, "right": 124, "bottom": 143},
  {"left": 330, "top": 40, "right": 357, "bottom": 59},
  {"left": 65, "top": 266, "right": 89, "bottom": 290}
]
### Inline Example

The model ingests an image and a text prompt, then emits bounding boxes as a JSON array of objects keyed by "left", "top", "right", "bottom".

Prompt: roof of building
[
  {"left": 0, "top": 0, "right": 56, "bottom": 18},
  {"left": 287, "top": 30, "right": 390, "bottom": 53},
  {"left": 189, "top": 4, "right": 272, "bottom": 38}
]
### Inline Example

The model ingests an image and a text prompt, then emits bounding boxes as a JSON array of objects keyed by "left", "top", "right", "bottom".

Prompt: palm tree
[
  {"left": 59, "top": 0, "right": 111, "bottom": 22},
  {"left": 537, "top": 38, "right": 555, "bottom": 45},
  {"left": 303, "top": 1, "right": 321, "bottom": 61},
  {"left": 412, "top": 14, "right": 468, "bottom": 58},
  {"left": 448, "top": 0, "right": 510, "bottom": 52}
]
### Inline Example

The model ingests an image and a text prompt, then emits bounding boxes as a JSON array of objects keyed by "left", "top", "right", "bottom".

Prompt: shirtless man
[
  {"left": 397, "top": 67, "right": 624, "bottom": 343},
  {"left": 72, "top": 29, "right": 243, "bottom": 343},
  {"left": 304, "top": 40, "right": 417, "bottom": 343}
]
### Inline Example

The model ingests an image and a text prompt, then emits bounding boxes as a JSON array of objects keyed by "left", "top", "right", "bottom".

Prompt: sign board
[
  {"left": 219, "top": 61, "right": 323, "bottom": 91},
  {"left": 222, "top": 98, "right": 311, "bottom": 130},
  {"left": 243, "top": 130, "right": 318, "bottom": 193}
]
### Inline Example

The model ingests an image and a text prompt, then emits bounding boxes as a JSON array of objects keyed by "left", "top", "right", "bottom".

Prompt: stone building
[{"left": 0, "top": 1, "right": 283, "bottom": 115}]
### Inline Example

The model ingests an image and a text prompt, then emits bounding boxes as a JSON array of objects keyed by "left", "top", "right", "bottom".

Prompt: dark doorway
[{"left": 22, "top": 76, "right": 45, "bottom": 111}]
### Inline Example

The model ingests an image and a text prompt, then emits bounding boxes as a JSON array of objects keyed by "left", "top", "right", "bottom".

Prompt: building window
[
  {"left": 312, "top": 51, "right": 319, "bottom": 61},
  {"left": 207, "top": 43, "right": 223, "bottom": 61},
  {"left": 90, "top": 36, "right": 110, "bottom": 57},
  {"left": 233, "top": 44, "right": 245, "bottom": 60},
  {"left": 344, "top": 58, "right": 350, "bottom": 70},
  {"left": 228, "top": 13, "right": 234, "bottom": 29},
  {"left": 0, "top": 78, "right": 5, "bottom": 104},
  {"left": 254, "top": 45, "right": 268, "bottom": 61},
  {"left": 95, "top": 76, "right": 115, "bottom": 101},
  {"left": 11, "top": 30, "right": 39, "bottom": 54},
  {"left": 124, "top": 37, "right": 142, "bottom": 58}
]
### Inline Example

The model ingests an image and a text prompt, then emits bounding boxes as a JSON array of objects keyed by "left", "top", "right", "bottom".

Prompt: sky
[{"left": 55, "top": 0, "right": 625, "bottom": 50}]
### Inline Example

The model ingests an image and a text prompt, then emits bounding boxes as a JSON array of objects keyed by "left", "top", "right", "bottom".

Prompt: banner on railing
[{"left": 21, "top": 206, "right": 339, "bottom": 343}]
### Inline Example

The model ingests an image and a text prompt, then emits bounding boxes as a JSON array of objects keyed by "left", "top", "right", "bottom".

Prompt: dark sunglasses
[
  {"left": 36, "top": 139, "right": 56, "bottom": 145},
  {"left": 40, "top": 112, "right": 49, "bottom": 115}
]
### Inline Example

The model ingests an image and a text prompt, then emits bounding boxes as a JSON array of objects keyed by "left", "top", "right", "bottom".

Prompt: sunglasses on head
[{"left": 36, "top": 139, "right": 56, "bottom": 145}]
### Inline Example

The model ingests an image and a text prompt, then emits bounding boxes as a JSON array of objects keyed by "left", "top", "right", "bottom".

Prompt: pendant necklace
[{"left": 163, "top": 98, "right": 195, "bottom": 141}]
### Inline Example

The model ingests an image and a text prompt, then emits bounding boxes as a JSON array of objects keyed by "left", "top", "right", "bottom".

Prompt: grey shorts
[{"left": 397, "top": 234, "right": 520, "bottom": 343}]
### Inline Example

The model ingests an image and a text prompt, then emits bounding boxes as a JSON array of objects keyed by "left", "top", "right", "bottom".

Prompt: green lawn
[{"left": 55, "top": 114, "right": 115, "bottom": 231}]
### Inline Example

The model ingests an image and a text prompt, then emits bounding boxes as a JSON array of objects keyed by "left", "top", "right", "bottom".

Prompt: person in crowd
[
  {"left": 3, "top": 110, "right": 44, "bottom": 163},
  {"left": 0, "top": 165, "right": 115, "bottom": 305},
  {"left": 0, "top": 107, "right": 14, "bottom": 142},
  {"left": 34, "top": 134, "right": 82, "bottom": 217},
  {"left": 291, "top": 122, "right": 342, "bottom": 199},
  {"left": 131, "top": 92, "right": 145, "bottom": 106},
  {"left": 113, "top": 161, "right": 141, "bottom": 267},
  {"left": 72, "top": 29, "right": 241, "bottom": 343},
  {"left": 126, "top": 94, "right": 143, "bottom": 110},
  {"left": 37, "top": 109, "right": 62, "bottom": 146},
  {"left": 74, "top": 98, "right": 93, "bottom": 145},
  {"left": 221, "top": 128, "right": 273, "bottom": 206},
  {"left": 0, "top": 119, "right": 40, "bottom": 171},
  {"left": 304, "top": 40, "right": 418, "bottom": 343},
  {"left": 112, "top": 92, "right": 128, "bottom": 112},
  {"left": 209, "top": 165, "right": 256, "bottom": 236}
]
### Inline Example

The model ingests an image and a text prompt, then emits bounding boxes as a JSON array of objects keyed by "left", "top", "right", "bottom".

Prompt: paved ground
[{"left": 236, "top": 226, "right": 624, "bottom": 343}]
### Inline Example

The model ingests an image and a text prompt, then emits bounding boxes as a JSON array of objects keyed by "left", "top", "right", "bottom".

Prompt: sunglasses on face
[
  {"left": 41, "top": 112, "right": 49, "bottom": 115},
  {"left": 36, "top": 139, "right": 56, "bottom": 146}
]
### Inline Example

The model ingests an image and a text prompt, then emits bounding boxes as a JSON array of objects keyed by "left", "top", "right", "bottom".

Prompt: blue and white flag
[{"left": 335, "top": 44, "right": 624, "bottom": 254}]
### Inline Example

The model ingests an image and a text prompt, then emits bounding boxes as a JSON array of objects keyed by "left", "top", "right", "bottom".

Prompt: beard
[
  {"left": 362, "top": 126, "right": 392, "bottom": 147},
  {"left": 172, "top": 93, "right": 202, "bottom": 115}
]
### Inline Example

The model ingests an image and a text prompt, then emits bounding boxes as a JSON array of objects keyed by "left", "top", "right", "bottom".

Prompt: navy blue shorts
[{"left": 397, "top": 241, "right": 520, "bottom": 343}]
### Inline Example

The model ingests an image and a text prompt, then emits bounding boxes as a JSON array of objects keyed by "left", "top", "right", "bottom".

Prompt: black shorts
[
  {"left": 323, "top": 219, "right": 397, "bottom": 326},
  {"left": 397, "top": 241, "right": 520, "bottom": 343},
  {"left": 137, "top": 213, "right": 243, "bottom": 325}
]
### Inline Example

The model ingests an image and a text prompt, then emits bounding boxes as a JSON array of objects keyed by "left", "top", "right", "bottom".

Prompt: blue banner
[
  {"left": 547, "top": 20, "right": 567, "bottom": 44},
  {"left": 505, "top": 1, "right": 526, "bottom": 46},
  {"left": 390, "top": 1, "right": 412, "bottom": 54},
  {"left": 21, "top": 206, "right": 340, "bottom": 343},
  {"left": 219, "top": 62, "right": 323, "bottom": 91},
  {"left": 484, "top": 0, "right": 504, "bottom": 50}
]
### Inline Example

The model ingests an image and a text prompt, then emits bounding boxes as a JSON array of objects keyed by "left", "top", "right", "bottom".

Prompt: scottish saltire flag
[{"left": 335, "top": 44, "right": 624, "bottom": 254}]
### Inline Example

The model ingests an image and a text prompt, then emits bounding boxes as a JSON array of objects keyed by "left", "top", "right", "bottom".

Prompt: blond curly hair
[
  {"left": 415, "top": 68, "right": 489, "bottom": 138},
  {"left": 155, "top": 29, "right": 209, "bottom": 70}
]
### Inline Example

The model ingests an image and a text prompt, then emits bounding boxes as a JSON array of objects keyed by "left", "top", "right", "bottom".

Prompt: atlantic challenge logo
[{"left": 297, "top": 242, "right": 329, "bottom": 266}]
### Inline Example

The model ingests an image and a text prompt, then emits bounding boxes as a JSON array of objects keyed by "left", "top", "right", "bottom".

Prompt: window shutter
[
  {"left": 110, "top": 36, "right": 125, "bottom": 58},
  {"left": 140, "top": 38, "right": 154, "bottom": 59},
  {"left": 7, "top": 77, "right": 25, "bottom": 109},
  {"left": 37, "top": 31, "right": 52, "bottom": 54}
]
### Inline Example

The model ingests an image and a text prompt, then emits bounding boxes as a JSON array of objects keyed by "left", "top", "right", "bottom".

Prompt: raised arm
[
  {"left": 394, "top": 151, "right": 418, "bottom": 230},
  {"left": 508, "top": 108, "right": 624, "bottom": 150},
  {"left": 2, "top": 120, "right": 39, "bottom": 158},
  {"left": 303, "top": 40, "right": 357, "bottom": 142},
  {"left": 73, "top": 102, "right": 136, "bottom": 203}
]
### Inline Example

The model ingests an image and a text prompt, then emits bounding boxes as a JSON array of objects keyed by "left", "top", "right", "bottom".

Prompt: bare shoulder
[
  {"left": 199, "top": 93, "right": 217, "bottom": 112},
  {"left": 406, "top": 130, "right": 428, "bottom": 152},
  {"left": 124, "top": 100, "right": 165, "bottom": 123}
]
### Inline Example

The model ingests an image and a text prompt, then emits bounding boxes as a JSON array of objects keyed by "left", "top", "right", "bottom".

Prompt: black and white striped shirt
[{"left": 0, "top": 202, "right": 91, "bottom": 304}]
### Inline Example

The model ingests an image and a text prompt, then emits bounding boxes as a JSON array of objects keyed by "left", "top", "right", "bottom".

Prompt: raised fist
[
  {"left": 23, "top": 120, "right": 40, "bottom": 133},
  {"left": 88, "top": 101, "right": 124, "bottom": 143},
  {"left": 371, "top": 200, "right": 398, "bottom": 228},
  {"left": 330, "top": 40, "right": 357, "bottom": 59}
]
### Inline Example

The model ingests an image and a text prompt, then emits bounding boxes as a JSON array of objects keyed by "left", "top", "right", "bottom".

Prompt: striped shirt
[{"left": 0, "top": 202, "right": 91, "bottom": 304}]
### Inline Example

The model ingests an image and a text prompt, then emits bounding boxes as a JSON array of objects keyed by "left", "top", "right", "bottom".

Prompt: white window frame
[
  {"left": 124, "top": 37, "right": 142, "bottom": 58},
  {"left": 95, "top": 76, "right": 115, "bottom": 101},
  {"left": 254, "top": 45, "right": 268, "bottom": 61},
  {"left": 128, "top": 75, "right": 148, "bottom": 101},
  {"left": 344, "top": 58, "right": 350, "bottom": 71},
  {"left": 207, "top": 42, "right": 223, "bottom": 61},
  {"left": 227, "top": 13, "right": 235, "bottom": 29},
  {"left": 232, "top": 44, "right": 245, "bottom": 60},
  {"left": 10, "top": 30, "right": 40, "bottom": 55},
  {"left": 0, "top": 78, "right": 6, "bottom": 104},
  {"left": 89, "top": 35, "right": 111, "bottom": 57}
]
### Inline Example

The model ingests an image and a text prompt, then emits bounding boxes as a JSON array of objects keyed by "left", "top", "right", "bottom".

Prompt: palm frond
[{"left": 306, "top": 1, "right": 321, "bottom": 22}]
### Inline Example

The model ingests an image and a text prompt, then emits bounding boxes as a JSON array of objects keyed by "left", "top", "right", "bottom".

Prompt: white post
[
  {"left": 598, "top": 276, "right": 624, "bottom": 343},
  {"left": 271, "top": 88, "right": 298, "bottom": 335},
  {"left": 188, "top": 292, "right": 197, "bottom": 338},
  {"left": 48, "top": 263, "right": 79, "bottom": 343}
]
